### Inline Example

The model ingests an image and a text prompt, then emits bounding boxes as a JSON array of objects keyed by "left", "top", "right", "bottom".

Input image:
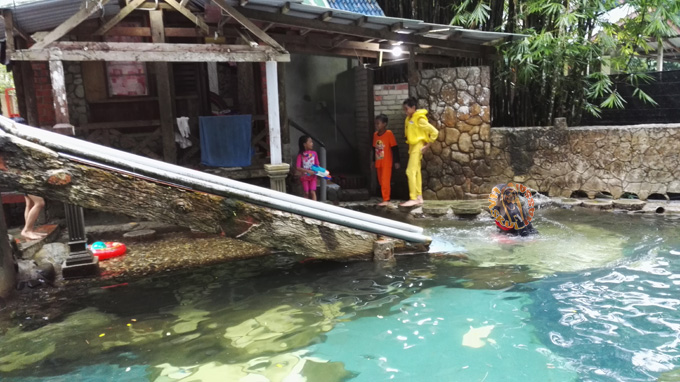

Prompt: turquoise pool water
[{"left": 2, "top": 208, "right": 680, "bottom": 381}]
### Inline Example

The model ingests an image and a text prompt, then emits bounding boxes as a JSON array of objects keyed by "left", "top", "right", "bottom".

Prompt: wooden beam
[
  {"left": 94, "top": 0, "right": 146, "bottom": 36},
  {"left": 299, "top": 29, "right": 311, "bottom": 36},
  {"left": 11, "top": 42, "right": 290, "bottom": 62},
  {"left": 49, "top": 60, "right": 70, "bottom": 125},
  {"left": 240, "top": 0, "right": 249, "bottom": 5},
  {"left": 164, "top": 0, "right": 210, "bottom": 35},
  {"left": 211, "top": 0, "right": 287, "bottom": 53},
  {"left": 104, "top": 26, "right": 202, "bottom": 37},
  {"left": 285, "top": 43, "right": 379, "bottom": 59},
  {"left": 150, "top": 10, "right": 176, "bottom": 165},
  {"left": 262, "top": 23, "right": 275, "bottom": 32},
  {"left": 179, "top": 0, "right": 190, "bottom": 6},
  {"left": 235, "top": 8, "right": 489, "bottom": 57},
  {"left": 32, "top": 0, "right": 111, "bottom": 50},
  {"left": 140, "top": 2, "right": 174, "bottom": 10},
  {"left": 2, "top": 10, "right": 15, "bottom": 54}
]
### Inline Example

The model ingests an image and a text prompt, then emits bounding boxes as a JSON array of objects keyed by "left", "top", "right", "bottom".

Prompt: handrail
[{"left": 289, "top": 119, "right": 327, "bottom": 202}]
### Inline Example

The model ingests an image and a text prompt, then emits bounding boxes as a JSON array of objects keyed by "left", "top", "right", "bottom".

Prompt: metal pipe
[
  {"left": 320, "top": 146, "right": 327, "bottom": 202},
  {"left": 57, "top": 153, "right": 430, "bottom": 243},
  {"left": 1, "top": 118, "right": 425, "bottom": 236}
]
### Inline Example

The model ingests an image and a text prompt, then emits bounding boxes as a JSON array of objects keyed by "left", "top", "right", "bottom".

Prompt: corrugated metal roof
[
  {"left": 326, "top": 0, "right": 384, "bottom": 17},
  {"left": 0, "top": 0, "right": 120, "bottom": 40},
  {"left": 211, "top": 0, "right": 524, "bottom": 43},
  {"left": 0, "top": 0, "right": 523, "bottom": 47}
]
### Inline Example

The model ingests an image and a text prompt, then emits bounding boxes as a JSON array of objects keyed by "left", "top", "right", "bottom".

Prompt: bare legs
[
  {"left": 306, "top": 191, "right": 317, "bottom": 201},
  {"left": 21, "top": 195, "right": 46, "bottom": 240}
]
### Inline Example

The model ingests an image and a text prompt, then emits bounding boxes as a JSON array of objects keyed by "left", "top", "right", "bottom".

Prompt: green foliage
[
  {"left": 0, "top": 65, "right": 14, "bottom": 93},
  {"left": 447, "top": 0, "right": 680, "bottom": 125}
]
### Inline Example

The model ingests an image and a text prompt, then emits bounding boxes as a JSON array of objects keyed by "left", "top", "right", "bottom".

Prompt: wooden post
[
  {"left": 3, "top": 10, "right": 15, "bottom": 55},
  {"left": 49, "top": 59, "right": 70, "bottom": 125},
  {"left": 277, "top": 62, "right": 290, "bottom": 164},
  {"left": 150, "top": 10, "right": 177, "bottom": 164},
  {"left": 207, "top": 62, "right": 219, "bottom": 94},
  {"left": 0, "top": 195, "right": 16, "bottom": 299},
  {"left": 657, "top": 41, "right": 664, "bottom": 72},
  {"left": 237, "top": 63, "right": 256, "bottom": 114}
]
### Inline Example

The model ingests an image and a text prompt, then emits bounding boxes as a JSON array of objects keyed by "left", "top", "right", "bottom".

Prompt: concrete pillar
[
  {"left": 266, "top": 61, "right": 282, "bottom": 165},
  {"left": 265, "top": 61, "right": 287, "bottom": 191},
  {"left": 264, "top": 163, "right": 290, "bottom": 193}
]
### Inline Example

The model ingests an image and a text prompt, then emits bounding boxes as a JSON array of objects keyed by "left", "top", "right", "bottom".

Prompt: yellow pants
[{"left": 406, "top": 142, "right": 424, "bottom": 200}]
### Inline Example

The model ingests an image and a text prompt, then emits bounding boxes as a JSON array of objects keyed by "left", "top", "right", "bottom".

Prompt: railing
[{"left": 289, "top": 119, "right": 327, "bottom": 202}]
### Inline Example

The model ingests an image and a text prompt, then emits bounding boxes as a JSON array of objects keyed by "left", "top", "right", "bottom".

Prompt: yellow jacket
[{"left": 405, "top": 109, "right": 438, "bottom": 147}]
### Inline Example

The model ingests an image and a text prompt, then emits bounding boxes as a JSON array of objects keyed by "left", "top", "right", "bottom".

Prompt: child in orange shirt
[{"left": 373, "top": 114, "right": 401, "bottom": 206}]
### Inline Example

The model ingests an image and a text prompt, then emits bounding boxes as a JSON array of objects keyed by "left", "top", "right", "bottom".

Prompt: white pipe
[{"left": 0, "top": 117, "right": 426, "bottom": 237}]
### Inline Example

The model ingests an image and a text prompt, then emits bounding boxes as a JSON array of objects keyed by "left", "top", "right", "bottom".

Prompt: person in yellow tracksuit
[{"left": 400, "top": 97, "right": 439, "bottom": 207}]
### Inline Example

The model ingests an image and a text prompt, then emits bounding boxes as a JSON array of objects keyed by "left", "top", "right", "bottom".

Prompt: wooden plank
[
  {"left": 179, "top": 0, "right": 190, "bottom": 6},
  {"left": 237, "top": 62, "right": 256, "bottom": 114},
  {"left": 93, "top": 0, "right": 146, "bottom": 36},
  {"left": 150, "top": 10, "right": 177, "bottom": 164},
  {"left": 82, "top": 62, "right": 107, "bottom": 102},
  {"left": 31, "top": 0, "right": 111, "bottom": 50},
  {"left": 164, "top": 0, "right": 210, "bottom": 35},
  {"left": 11, "top": 42, "right": 290, "bottom": 62},
  {"left": 235, "top": 7, "right": 488, "bottom": 57},
  {"left": 17, "top": 45, "right": 38, "bottom": 126},
  {"left": 2, "top": 10, "right": 14, "bottom": 54},
  {"left": 11, "top": 62, "right": 27, "bottom": 120},
  {"left": 49, "top": 60, "right": 70, "bottom": 124},
  {"left": 211, "top": 0, "right": 287, "bottom": 53}
]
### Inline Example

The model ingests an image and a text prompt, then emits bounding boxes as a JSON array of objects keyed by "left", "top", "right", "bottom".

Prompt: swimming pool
[{"left": 1, "top": 207, "right": 680, "bottom": 381}]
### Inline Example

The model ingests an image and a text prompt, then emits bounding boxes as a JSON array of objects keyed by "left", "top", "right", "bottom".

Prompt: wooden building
[{"left": 0, "top": 0, "right": 522, "bottom": 195}]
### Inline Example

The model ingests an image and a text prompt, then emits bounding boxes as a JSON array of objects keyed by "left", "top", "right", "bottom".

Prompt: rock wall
[
  {"left": 64, "top": 62, "right": 88, "bottom": 127},
  {"left": 416, "top": 66, "right": 680, "bottom": 201},
  {"left": 482, "top": 123, "right": 680, "bottom": 200},
  {"left": 412, "top": 67, "right": 492, "bottom": 199}
]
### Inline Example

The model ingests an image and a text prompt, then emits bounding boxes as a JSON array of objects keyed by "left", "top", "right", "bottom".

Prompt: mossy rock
[
  {"left": 556, "top": 198, "right": 583, "bottom": 207},
  {"left": 612, "top": 199, "right": 646, "bottom": 211},
  {"left": 422, "top": 205, "right": 450, "bottom": 216},
  {"left": 582, "top": 200, "right": 613, "bottom": 210},
  {"left": 452, "top": 206, "right": 482, "bottom": 216}
]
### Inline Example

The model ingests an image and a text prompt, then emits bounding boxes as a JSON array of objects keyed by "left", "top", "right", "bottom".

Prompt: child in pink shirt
[{"left": 296, "top": 135, "right": 319, "bottom": 200}]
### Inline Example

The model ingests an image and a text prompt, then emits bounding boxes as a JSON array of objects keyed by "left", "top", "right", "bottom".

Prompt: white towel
[{"left": 176, "top": 116, "right": 190, "bottom": 138}]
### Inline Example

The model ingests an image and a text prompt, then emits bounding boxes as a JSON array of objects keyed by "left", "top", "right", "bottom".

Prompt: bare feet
[
  {"left": 399, "top": 199, "right": 422, "bottom": 207},
  {"left": 377, "top": 201, "right": 390, "bottom": 207},
  {"left": 21, "top": 230, "right": 44, "bottom": 240}
]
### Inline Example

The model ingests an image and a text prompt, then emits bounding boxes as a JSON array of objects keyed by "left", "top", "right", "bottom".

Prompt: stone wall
[
  {"left": 481, "top": 123, "right": 680, "bottom": 200},
  {"left": 64, "top": 62, "right": 88, "bottom": 127},
  {"left": 416, "top": 66, "right": 680, "bottom": 201},
  {"left": 413, "top": 67, "right": 491, "bottom": 199}
]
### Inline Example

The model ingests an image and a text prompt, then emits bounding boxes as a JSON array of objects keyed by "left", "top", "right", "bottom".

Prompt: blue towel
[{"left": 199, "top": 115, "right": 252, "bottom": 167}]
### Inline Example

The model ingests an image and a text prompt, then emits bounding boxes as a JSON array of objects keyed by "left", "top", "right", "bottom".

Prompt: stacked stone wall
[{"left": 415, "top": 66, "right": 680, "bottom": 200}]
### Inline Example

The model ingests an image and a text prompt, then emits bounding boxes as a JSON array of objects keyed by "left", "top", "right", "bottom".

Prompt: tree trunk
[{"left": 0, "top": 131, "right": 380, "bottom": 260}]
